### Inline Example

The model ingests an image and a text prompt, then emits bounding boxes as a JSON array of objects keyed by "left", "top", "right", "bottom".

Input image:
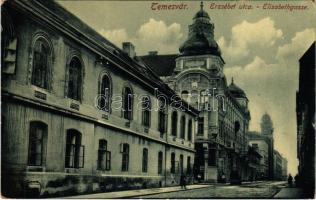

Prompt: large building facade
[
  {"left": 281, "top": 156, "right": 288, "bottom": 180},
  {"left": 1, "top": 1, "right": 198, "bottom": 197},
  {"left": 273, "top": 150, "right": 283, "bottom": 180},
  {"left": 248, "top": 131, "right": 269, "bottom": 180},
  {"left": 296, "top": 42, "right": 315, "bottom": 198},
  {"left": 260, "top": 113, "right": 275, "bottom": 180},
  {"left": 244, "top": 146, "right": 262, "bottom": 181},
  {"left": 140, "top": 3, "right": 250, "bottom": 183}
]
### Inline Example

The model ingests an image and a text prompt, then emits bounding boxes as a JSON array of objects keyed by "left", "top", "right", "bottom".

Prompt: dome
[
  {"left": 179, "top": 33, "right": 220, "bottom": 56},
  {"left": 228, "top": 78, "right": 247, "bottom": 98},
  {"left": 179, "top": 2, "right": 221, "bottom": 56},
  {"left": 193, "top": 8, "right": 210, "bottom": 20}
]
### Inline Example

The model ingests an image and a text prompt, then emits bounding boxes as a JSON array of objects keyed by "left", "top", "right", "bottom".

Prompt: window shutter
[
  {"left": 2, "top": 38, "right": 17, "bottom": 74},
  {"left": 79, "top": 145, "right": 85, "bottom": 168},
  {"left": 106, "top": 151, "right": 111, "bottom": 170}
]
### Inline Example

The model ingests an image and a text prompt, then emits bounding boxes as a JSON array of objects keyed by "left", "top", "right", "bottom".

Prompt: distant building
[
  {"left": 140, "top": 2, "right": 251, "bottom": 183},
  {"left": 248, "top": 131, "right": 269, "bottom": 180},
  {"left": 260, "top": 113, "right": 274, "bottom": 180},
  {"left": 281, "top": 157, "right": 288, "bottom": 180},
  {"left": 296, "top": 42, "right": 315, "bottom": 198},
  {"left": 244, "top": 146, "right": 262, "bottom": 181},
  {"left": 273, "top": 150, "right": 283, "bottom": 180}
]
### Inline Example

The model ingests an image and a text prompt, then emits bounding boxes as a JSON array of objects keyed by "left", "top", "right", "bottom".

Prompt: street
[{"left": 135, "top": 181, "right": 287, "bottom": 199}]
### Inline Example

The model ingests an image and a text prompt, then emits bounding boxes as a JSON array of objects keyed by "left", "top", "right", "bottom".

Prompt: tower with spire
[
  {"left": 140, "top": 2, "right": 251, "bottom": 183},
  {"left": 179, "top": 1, "right": 220, "bottom": 56}
]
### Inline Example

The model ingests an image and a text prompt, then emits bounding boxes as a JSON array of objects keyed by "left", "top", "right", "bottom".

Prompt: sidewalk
[
  {"left": 65, "top": 184, "right": 212, "bottom": 199},
  {"left": 273, "top": 187, "right": 303, "bottom": 199}
]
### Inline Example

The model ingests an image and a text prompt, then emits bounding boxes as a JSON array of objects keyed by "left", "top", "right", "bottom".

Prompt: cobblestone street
[{"left": 136, "top": 181, "right": 287, "bottom": 198}]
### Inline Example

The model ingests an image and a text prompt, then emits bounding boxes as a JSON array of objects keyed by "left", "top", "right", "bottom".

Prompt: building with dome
[{"left": 140, "top": 2, "right": 251, "bottom": 183}]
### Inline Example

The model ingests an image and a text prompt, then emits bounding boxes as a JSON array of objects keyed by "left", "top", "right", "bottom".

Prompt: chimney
[
  {"left": 148, "top": 51, "right": 158, "bottom": 56},
  {"left": 122, "top": 42, "right": 136, "bottom": 58}
]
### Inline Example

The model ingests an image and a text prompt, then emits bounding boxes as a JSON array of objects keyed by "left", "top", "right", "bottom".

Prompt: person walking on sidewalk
[{"left": 180, "top": 173, "right": 187, "bottom": 190}]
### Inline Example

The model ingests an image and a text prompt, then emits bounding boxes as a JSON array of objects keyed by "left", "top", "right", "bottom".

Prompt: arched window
[
  {"left": 142, "top": 148, "right": 148, "bottom": 172},
  {"left": 99, "top": 74, "right": 111, "bottom": 112},
  {"left": 65, "top": 129, "right": 84, "bottom": 168},
  {"left": 142, "top": 96, "right": 151, "bottom": 127},
  {"left": 197, "top": 117, "right": 204, "bottom": 135},
  {"left": 171, "top": 111, "right": 178, "bottom": 137},
  {"left": 158, "top": 151, "right": 163, "bottom": 174},
  {"left": 67, "top": 57, "right": 82, "bottom": 101},
  {"left": 123, "top": 86, "right": 133, "bottom": 120},
  {"left": 220, "top": 121, "right": 224, "bottom": 139},
  {"left": 180, "top": 116, "right": 186, "bottom": 139},
  {"left": 188, "top": 119, "right": 192, "bottom": 141},
  {"left": 181, "top": 90, "right": 189, "bottom": 102},
  {"left": 179, "top": 154, "right": 184, "bottom": 174},
  {"left": 28, "top": 121, "right": 47, "bottom": 166},
  {"left": 31, "top": 38, "right": 51, "bottom": 89},
  {"left": 234, "top": 121, "right": 240, "bottom": 136},
  {"left": 158, "top": 104, "right": 167, "bottom": 134},
  {"left": 200, "top": 90, "right": 208, "bottom": 104},
  {"left": 97, "top": 139, "right": 111, "bottom": 171},
  {"left": 187, "top": 156, "right": 191, "bottom": 174},
  {"left": 171, "top": 152, "right": 175, "bottom": 174},
  {"left": 121, "top": 143, "right": 129, "bottom": 171},
  {"left": 191, "top": 90, "right": 199, "bottom": 105}
]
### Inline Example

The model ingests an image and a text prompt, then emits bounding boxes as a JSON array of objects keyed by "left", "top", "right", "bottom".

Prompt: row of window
[
  {"left": 28, "top": 121, "right": 192, "bottom": 174},
  {"left": 31, "top": 37, "right": 84, "bottom": 101},
  {"left": 30, "top": 35, "right": 193, "bottom": 139},
  {"left": 171, "top": 111, "right": 193, "bottom": 141},
  {"left": 170, "top": 153, "right": 192, "bottom": 174}
]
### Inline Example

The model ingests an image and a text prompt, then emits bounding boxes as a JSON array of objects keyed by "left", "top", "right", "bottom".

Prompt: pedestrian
[
  {"left": 197, "top": 174, "right": 201, "bottom": 183},
  {"left": 221, "top": 173, "right": 226, "bottom": 183},
  {"left": 183, "top": 174, "right": 187, "bottom": 190},
  {"left": 180, "top": 173, "right": 185, "bottom": 189},
  {"left": 288, "top": 173, "right": 293, "bottom": 187}
]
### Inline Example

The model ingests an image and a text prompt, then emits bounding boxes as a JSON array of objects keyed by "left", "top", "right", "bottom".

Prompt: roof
[
  {"left": 194, "top": 2, "right": 210, "bottom": 20},
  {"left": 138, "top": 54, "right": 178, "bottom": 76},
  {"left": 299, "top": 42, "right": 315, "bottom": 62},
  {"left": 12, "top": 0, "right": 160, "bottom": 84},
  {"left": 228, "top": 78, "right": 247, "bottom": 99},
  {"left": 179, "top": 2, "right": 221, "bottom": 57}
]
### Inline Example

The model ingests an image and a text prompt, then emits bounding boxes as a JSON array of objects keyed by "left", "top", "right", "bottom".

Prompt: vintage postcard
[{"left": 1, "top": 0, "right": 315, "bottom": 198}]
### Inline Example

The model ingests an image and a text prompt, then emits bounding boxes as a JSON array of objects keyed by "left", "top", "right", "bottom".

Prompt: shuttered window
[
  {"left": 65, "top": 130, "right": 84, "bottom": 168},
  {"left": 97, "top": 139, "right": 111, "bottom": 171}
]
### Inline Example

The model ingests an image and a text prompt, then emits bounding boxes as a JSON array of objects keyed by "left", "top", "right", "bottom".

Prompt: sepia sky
[{"left": 58, "top": 0, "right": 316, "bottom": 175}]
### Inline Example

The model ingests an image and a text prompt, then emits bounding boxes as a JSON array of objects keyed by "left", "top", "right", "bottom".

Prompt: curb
[{"left": 118, "top": 185, "right": 212, "bottom": 199}]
